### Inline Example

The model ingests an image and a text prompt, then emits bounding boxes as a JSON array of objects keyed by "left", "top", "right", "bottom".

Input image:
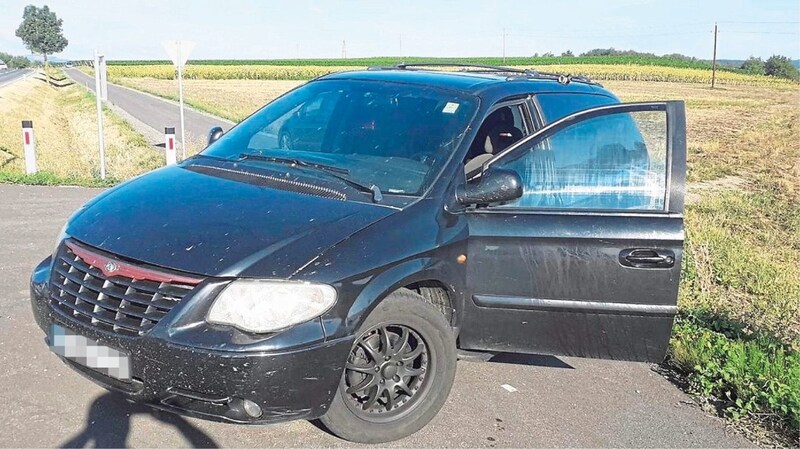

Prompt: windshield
[{"left": 201, "top": 79, "right": 478, "bottom": 196}]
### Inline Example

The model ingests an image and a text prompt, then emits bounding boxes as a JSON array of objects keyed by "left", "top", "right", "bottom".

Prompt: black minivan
[{"left": 30, "top": 65, "right": 686, "bottom": 443}]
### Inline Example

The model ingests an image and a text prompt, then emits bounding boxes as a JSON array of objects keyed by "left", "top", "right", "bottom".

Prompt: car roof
[{"left": 319, "top": 67, "right": 618, "bottom": 103}]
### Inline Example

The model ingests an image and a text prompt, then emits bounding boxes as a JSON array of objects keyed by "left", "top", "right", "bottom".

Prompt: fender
[{"left": 320, "top": 247, "right": 467, "bottom": 341}]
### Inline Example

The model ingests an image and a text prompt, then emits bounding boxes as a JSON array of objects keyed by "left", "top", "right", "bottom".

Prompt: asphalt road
[
  {"left": 65, "top": 68, "right": 233, "bottom": 149},
  {"left": 0, "top": 69, "right": 32, "bottom": 89},
  {"left": 0, "top": 183, "right": 753, "bottom": 448}
]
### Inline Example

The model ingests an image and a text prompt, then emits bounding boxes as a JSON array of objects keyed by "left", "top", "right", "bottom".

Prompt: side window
[
  {"left": 536, "top": 93, "right": 618, "bottom": 123},
  {"left": 464, "top": 104, "right": 528, "bottom": 174},
  {"left": 493, "top": 110, "right": 668, "bottom": 211}
]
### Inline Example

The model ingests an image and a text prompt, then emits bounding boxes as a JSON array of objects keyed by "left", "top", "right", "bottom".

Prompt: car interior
[{"left": 463, "top": 105, "right": 526, "bottom": 175}]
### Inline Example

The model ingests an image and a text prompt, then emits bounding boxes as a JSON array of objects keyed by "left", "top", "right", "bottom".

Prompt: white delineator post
[
  {"left": 165, "top": 127, "right": 177, "bottom": 165},
  {"left": 177, "top": 44, "right": 187, "bottom": 160},
  {"left": 162, "top": 40, "right": 194, "bottom": 161},
  {"left": 94, "top": 50, "right": 106, "bottom": 180},
  {"left": 21, "top": 120, "right": 36, "bottom": 174}
]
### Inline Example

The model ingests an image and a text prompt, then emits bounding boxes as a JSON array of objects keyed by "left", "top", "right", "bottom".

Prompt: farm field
[
  {"left": 90, "top": 63, "right": 795, "bottom": 87},
  {"left": 99, "top": 55, "right": 720, "bottom": 69}
]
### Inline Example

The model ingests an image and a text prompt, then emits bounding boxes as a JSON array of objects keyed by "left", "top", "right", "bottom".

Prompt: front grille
[{"left": 49, "top": 240, "right": 200, "bottom": 336}]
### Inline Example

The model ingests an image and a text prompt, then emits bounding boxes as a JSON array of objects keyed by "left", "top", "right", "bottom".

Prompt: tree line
[
  {"left": 545, "top": 48, "right": 799, "bottom": 80},
  {"left": 0, "top": 51, "right": 32, "bottom": 69}
]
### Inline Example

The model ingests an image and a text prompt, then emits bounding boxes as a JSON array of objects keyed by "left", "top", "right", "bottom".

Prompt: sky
[{"left": 1, "top": 0, "right": 798, "bottom": 61}]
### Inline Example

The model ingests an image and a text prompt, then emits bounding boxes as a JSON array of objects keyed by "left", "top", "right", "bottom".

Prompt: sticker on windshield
[{"left": 442, "top": 102, "right": 460, "bottom": 114}]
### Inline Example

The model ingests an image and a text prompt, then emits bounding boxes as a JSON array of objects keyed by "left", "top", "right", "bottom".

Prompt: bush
[
  {"left": 9, "top": 56, "right": 30, "bottom": 69},
  {"left": 739, "top": 57, "right": 765, "bottom": 76},
  {"left": 669, "top": 318, "right": 799, "bottom": 440},
  {"left": 764, "top": 55, "right": 799, "bottom": 80}
]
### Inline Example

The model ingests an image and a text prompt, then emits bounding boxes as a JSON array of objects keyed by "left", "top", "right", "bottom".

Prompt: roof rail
[{"left": 387, "top": 62, "right": 598, "bottom": 86}]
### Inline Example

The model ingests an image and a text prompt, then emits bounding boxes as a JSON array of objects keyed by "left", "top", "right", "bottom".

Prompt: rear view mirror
[
  {"left": 208, "top": 126, "right": 224, "bottom": 145},
  {"left": 456, "top": 168, "right": 523, "bottom": 206}
]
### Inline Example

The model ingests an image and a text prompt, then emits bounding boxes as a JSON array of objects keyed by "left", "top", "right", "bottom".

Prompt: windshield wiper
[
  {"left": 238, "top": 153, "right": 350, "bottom": 174},
  {"left": 237, "top": 153, "right": 383, "bottom": 203}
]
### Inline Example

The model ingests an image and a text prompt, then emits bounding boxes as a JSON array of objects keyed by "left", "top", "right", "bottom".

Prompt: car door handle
[{"left": 619, "top": 249, "right": 675, "bottom": 268}]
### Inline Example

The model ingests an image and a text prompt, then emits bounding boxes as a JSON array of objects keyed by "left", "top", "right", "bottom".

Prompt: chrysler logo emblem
[{"left": 104, "top": 261, "right": 119, "bottom": 273}]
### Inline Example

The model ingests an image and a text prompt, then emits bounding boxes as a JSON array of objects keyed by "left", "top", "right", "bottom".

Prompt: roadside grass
[
  {"left": 0, "top": 170, "right": 118, "bottom": 187},
  {"left": 0, "top": 74, "right": 162, "bottom": 184}
]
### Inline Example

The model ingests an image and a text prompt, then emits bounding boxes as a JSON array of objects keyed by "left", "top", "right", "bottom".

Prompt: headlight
[{"left": 206, "top": 280, "right": 337, "bottom": 333}]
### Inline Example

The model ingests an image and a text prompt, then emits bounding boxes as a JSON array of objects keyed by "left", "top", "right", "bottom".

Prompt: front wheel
[{"left": 319, "top": 289, "right": 456, "bottom": 443}]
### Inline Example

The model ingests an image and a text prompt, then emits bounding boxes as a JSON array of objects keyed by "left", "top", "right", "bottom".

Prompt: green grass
[
  {"left": 0, "top": 170, "right": 119, "bottom": 187},
  {"left": 85, "top": 55, "right": 721, "bottom": 70},
  {"left": 669, "top": 318, "right": 799, "bottom": 440}
]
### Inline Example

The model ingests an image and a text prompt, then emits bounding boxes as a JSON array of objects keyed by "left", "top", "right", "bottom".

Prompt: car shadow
[
  {"left": 60, "top": 392, "right": 219, "bottom": 448},
  {"left": 488, "top": 352, "right": 575, "bottom": 369}
]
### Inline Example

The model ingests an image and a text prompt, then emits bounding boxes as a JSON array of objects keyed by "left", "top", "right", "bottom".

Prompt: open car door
[{"left": 459, "top": 101, "right": 686, "bottom": 362}]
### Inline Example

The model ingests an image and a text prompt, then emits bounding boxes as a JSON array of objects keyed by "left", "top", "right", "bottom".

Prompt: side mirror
[
  {"left": 208, "top": 126, "right": 224, "bottom": 145},
  {"left": 456, "top": 168, "right": 523, "bottom": 206}
]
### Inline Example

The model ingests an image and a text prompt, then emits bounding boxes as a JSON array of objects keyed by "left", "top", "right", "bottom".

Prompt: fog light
[{"left": 242, "top": 399, "right": 262, "bottom": 418}]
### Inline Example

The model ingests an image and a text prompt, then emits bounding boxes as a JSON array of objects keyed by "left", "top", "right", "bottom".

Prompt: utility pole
[
  {"left": 399, "top": 33, "right": 403, "bottom": 57},
  {"left": 502, "top": 28, "right": 507, "bottom": 63},
  {"left": 711, "top": 23, "right": 718, "bottom": 89},
  {"left": 341, "top": 40, "right": 347, "bottom": 59}
]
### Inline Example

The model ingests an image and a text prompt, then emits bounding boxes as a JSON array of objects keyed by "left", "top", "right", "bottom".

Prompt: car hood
[{"left": 67, "top": 163, "right": 395, "bottom": 278}]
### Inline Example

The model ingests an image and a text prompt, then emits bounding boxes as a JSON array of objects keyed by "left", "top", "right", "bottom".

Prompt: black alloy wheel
[{"left": 343, "top": 324, "right": 429, "bottom": 417}]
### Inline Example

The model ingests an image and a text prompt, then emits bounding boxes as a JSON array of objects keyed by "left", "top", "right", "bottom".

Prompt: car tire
[{"left": 319, "top": 288, "right": 457, "bottom": 443}]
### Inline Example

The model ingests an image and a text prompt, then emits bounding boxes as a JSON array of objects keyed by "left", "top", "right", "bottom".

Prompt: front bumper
[{"left": 30, "top": 257, "right": 353, "bottom": 424}]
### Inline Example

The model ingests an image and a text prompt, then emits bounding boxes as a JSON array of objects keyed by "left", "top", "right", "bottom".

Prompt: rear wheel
[{"left": 319, "top": 289, "right": 456, "bottom": 443}]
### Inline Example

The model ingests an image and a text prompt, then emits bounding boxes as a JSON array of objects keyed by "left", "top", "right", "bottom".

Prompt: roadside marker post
[
  {"left": 94, "top": 50, "right": 107, "bottom": 179},
  {"left": 21, "top": 120, "right": 36, "bottom": 174},
  {"left": 162, "top": 40, "right": 195, "bottom": 160},
  {"left": 165, "top": 127, "right": 177, "bottom": 165}
]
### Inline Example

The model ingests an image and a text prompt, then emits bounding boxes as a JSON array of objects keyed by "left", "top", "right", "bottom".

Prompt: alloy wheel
[{"left": 343, "top": 324, "right": 429, "bottom": 418}]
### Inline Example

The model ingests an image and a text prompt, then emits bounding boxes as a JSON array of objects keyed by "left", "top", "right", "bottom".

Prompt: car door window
[
  {"left": 464, "top": 104, "right": 529, "bottom": 174},
  {"left": 535, "top": 93, "right": 618, "bottom": 123},
  {"left": 492, "top": 109, "right": 668, "bottom": 211}
]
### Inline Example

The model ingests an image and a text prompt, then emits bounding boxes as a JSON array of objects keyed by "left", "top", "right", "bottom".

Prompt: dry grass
[
  {"left": 0, "top": 74, "right": 162, "bottom": 181},
  {"left": 115, "top": 78, "right": 304, "bottom": 122}
]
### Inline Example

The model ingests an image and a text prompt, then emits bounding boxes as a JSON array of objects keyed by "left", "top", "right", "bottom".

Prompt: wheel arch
[{"left": 331, "top": 257, "right": 462, "bottom": 340}]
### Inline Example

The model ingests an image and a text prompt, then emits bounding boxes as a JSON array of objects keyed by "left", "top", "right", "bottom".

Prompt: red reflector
[
  {"left": 168, "top": 138, "right": 174, "bottom": 150},
  {"left": 24, "top": 132, "right": 30, "bottom": 145}
]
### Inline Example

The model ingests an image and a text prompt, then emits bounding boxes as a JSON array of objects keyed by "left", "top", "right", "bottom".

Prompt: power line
[
  {"left": 717, "top": 20, "right": 800, "bottom": 24},
  {"left": 721, "top": 31, "right": 800, "bottom": 35}
]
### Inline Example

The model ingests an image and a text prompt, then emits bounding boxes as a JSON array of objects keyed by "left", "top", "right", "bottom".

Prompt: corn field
[{"left": 87, "top": 64, "right": 796, "bottom": 86}]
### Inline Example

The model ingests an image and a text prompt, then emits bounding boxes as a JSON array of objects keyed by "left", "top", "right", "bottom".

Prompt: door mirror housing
[
  {"left": 456, "top": 168, "right": 523, "bottom": 206},
  {"left": 208, "top": 126, "right": 224, "bottom": 145}
]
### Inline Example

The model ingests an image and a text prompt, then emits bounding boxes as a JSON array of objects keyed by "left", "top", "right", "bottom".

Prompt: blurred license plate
[{"left": 49, "top": 324, "right": 131, "bottom": 381}]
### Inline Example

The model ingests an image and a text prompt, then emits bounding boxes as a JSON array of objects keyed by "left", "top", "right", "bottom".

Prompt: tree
[
  {"left": 15, "top": 4, "right": 68, "bottom": 85},
  {"left": 9, "top": 56, "right": 31, "bottom": 69},
  {"left": 0, "top": 51, "right": 12, "bottom": 64},
  {"left": 740, "top": 57, "right": 765, "bottom": 76},
  {"left": 561, "top": 50, "right": 574, "bottom": 57},
  {"left": 764, "top": 55, "right": 799, "bottom": 80}
]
